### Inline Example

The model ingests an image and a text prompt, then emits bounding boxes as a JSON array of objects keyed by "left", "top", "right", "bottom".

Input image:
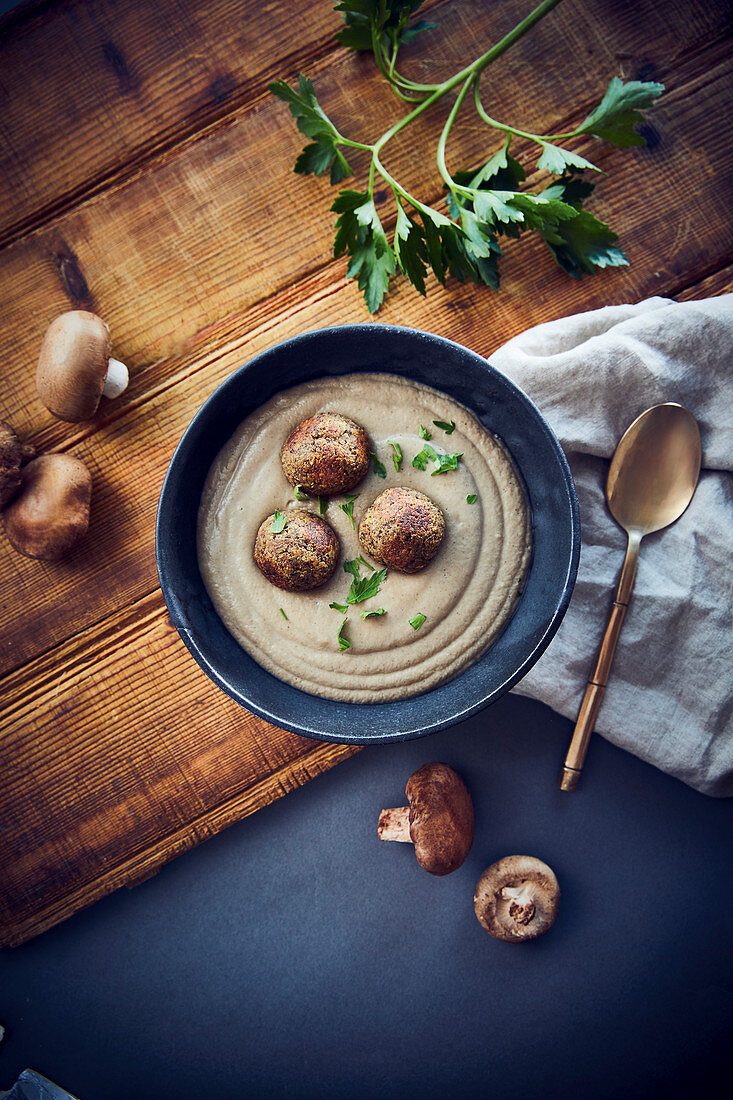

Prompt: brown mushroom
[
  {"left": 36, "top": 311, "right": 129, "bottom": 422},
  {"left": 474, "top": 855, "right": 560, "bottom": 942},
  {"left": 0, "top": 419, "right": 35, "bottom": 509},
  {"left": 3, "top": 454, "right": 92, "bottom": 560},
  {"left": 377, "top": 762, "right": 474, "bottom": 875}
]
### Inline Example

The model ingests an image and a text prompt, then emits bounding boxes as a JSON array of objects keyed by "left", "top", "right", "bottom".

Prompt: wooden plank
[
  {"left": 0, "top": 7, "right": 730, "bottom": 458},
  {"left": 0, "top": 0, "right": 342, "bottom": 243}
]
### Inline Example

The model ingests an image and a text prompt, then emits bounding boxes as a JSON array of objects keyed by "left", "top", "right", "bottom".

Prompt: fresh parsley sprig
[{"left": 270, "top": 0, "right": 663, "bottom": 312}]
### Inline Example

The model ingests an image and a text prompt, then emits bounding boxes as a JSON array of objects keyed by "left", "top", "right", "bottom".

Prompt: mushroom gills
[{"left": 474, "top": 855, "right": 560, "bottom": 942}]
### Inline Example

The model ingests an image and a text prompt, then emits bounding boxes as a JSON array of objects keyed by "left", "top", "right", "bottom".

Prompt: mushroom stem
[
  {"left": 377, "top": 806, "right": 412, "bottom": 842},
  {"left": 103, "top": 357, "right": 129, "bottom": 399}
]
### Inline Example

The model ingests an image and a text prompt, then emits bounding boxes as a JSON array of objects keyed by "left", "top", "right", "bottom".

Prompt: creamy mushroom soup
[{"left": 197, "top": 373, "right": 531, "bottom": 702}]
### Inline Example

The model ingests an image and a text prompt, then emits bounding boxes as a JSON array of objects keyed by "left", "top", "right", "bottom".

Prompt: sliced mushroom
[
  {"left": 378, "top": 762, "right": 474, "bottom": 875},
  {"left": 0, "top": 419, "right": 35, "bottom": 509},
  {"left": 3, "top": 454, "right": 92, "bottom": 560},
  {"left": 474, "top": 855, "right": 560, "bottom": 942},
  {"left": 36, "top": 311, "right": 129, "bottom": 422}
]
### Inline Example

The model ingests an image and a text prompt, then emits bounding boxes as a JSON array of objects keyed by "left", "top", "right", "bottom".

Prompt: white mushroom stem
[
  {"left": 102, "top": 357, "right": 129, "bottom": 399},
  {"left": 377, "top": 806, "right": 411, "bottom": 842}
]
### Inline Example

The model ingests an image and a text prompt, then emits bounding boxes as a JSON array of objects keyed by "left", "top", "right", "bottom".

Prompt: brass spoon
[{"left": 560, "top": 403, "right": 702, "bottom": 792}]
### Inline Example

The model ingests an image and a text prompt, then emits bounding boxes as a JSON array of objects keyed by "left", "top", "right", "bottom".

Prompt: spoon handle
[{"left": 560, "top": 532, "right": 642, "bottom": 791}]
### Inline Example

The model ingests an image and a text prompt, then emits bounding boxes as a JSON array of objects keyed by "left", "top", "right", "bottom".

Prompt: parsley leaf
[
  {"left": 360, "top": 607, "right": 387, "bottom": 619},
  {"left": 467, "top": 493, "right": 477, "bottom": 504},
  {"left": 413, "top": 442, "right": 461, "bottom": 474},
  {"left": 280, "top": 607, "right": 289, "bottom": 620},
  {"left": 335, "top": 1, "right": 434, "bottom": 53},
  {"left": 337, "top": 617, "right": 351, "bottom": 651},
  {"left": 536, "top": 142, "right": 600, "bottom": 175},
  {"left": 294, "top": 484, "right": 310, "bottom": 501},
  {"left": 268, "top": 76, "right": 353, "bottom": 185},
  {"left": 431, "top": 451, "right": 463, "bottom": 475},
  {"left": 409, "top": 613, "right": 427, "bottom": 630},
  {"left": 388, "top": 441, "right": 402, "bottom": 471},
  {"left": 371, "top": 451, "right": 387, "bottom": 478},
  {"left": 332, "top": 190, "right": 395, "bottom": 313},
  {"left": 338, "top": 493, "right": 360, "bottom": 529},
  {"left": 412, "top": 442, "right": 437, "bottom": 470},
  {"left": 544, "top": 206, "right": 628, "bottom": 277},
  {"left": 318, "top": 496, "right": 328, "bottom": 516},
  {"left": 344, "top": 558, "right": 361, "bottom": 582},
  {"left": 329, "top": 601, "right": 349, "bottom": 613},
  {"left": 270, "top": 510, "right": 287, "bottom": 533},
  {"left": 394, "top": 202, "right": 428, "bottom": 296},
  {"left": 357, "top": 555, "right": 372, "bottom": 569},
  {"left": 577, "top": 77, "right": 665, "bottom": 148},
  {"left": 348, "top": 567, "right": 388, "bottom": 605},
  {"left": 419, "top": 424, "right": 432, "bottom": 440},
  {"left": 433, "top": 419, "right": 456, "bottom": 434}
]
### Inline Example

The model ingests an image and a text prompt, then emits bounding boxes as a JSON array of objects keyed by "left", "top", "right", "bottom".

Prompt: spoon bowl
[{"left": 607, "top": 403, "right": 702, "bottom": 536}]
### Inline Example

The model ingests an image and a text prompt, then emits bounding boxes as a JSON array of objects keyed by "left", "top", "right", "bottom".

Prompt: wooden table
[{"left": 1, "top": 0, "right": 730, "bottom": 948}]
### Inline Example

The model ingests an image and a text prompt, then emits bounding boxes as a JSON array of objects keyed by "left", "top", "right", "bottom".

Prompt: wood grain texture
[{"left": 1, "top": 0, "right": 731, "bottom": 946}]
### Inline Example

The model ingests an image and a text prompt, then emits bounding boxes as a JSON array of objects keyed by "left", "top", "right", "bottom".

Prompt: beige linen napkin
[{"left": 490, "top": 295, "right": 733, "bottom": 796}]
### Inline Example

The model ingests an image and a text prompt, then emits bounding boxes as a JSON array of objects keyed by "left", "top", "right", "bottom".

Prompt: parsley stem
[
  {"left": 437, "top": 75, "right": 475, "bottom": 195},
  {"left": 372, "top": 0, "right": 565, "bottom": 162},
  {"left": 472, "top": 78, "right": 581, "bottom": 145}
]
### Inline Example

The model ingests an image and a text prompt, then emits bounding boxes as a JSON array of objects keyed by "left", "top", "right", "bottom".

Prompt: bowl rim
[{"left": 156, "top": 323, "right": 580, "bottom": 744}]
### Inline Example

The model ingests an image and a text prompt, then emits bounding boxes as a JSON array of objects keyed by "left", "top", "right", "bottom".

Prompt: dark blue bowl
[{"left": 156, "top": 324, "right": 579, "bottom": 744}]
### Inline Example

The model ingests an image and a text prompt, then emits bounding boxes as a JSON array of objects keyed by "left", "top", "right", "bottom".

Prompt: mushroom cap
[
  {"left": 406, "top": 762, "right": 474, "bottom": 875},
  {"left": 36, "top": 311, "right": 111, "bottom": 422},
  {"left": 474, "top": 855, "right": 560, "bottom": 942},
  {"left": 0, "top": 419, "right": 35, "bottom": 509},
  {"left": 3, "top": 454, "right": 92, "bottom": 560}
]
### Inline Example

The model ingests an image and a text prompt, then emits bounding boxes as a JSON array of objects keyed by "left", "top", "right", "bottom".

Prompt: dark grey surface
[
  {"left": 156, "top": 324, "right": 579, "bottom": 743},
  {"left": 1, "top": 693, "right": 731, "bottom": 1099}
]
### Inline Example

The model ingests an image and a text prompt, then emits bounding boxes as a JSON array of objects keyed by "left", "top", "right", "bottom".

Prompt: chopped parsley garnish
[
  {"left": 329, "top": 601, "right": 349, "bottom": 613},
  {"left": 337, "top": 618, "right": 351, "bottom": 651},
  {"left": 338, "top": 493, "right": 359, "bottom": 528},
  {"left": 357, "top": 555, "right": 372, "bottom": 569},
  {"left": 419, "top": 424, "right": 432, "bottom": 440},
  {"left": 388, "top": 441, "right": 402, "bottom": 471},
  {"left": 431, "top": 451, "right": 463, "bottom": 475},
  {"left": 412, "top": 442, "right": 437, "bottom": 470},
  {"left": 466, "top": 494, "right": 477, "bottom": 504},
  {"left": 371, "top": 451, "right": 387, "bottom": 478},
  {"left": 360, "top": 607, "right": 386, "bottom": 619},
  {"left": 350, "top": 567, "right": 388, "bottom": 604},
  {"left": 342, "top": 558, "right": 388, "bottom": 605},
  {"left": 344, "top": 558, "right": 361, "bottom": 582},
  {"left": 409, "top": 613, "right": 427, "bottom": 631},
  {"left": 433, "top": 419, "right": 456, "bottom": 434},
  {"left": 294, "top": 485, "right": 310, "bottom": 501},
  {"left": 270, "top": 510, "right": 287, "bottom": 533},
  {"left": 318, "top": 496, "right": 328, "bottom": 516},
  {"left": 280, "top": 607, "right": 289, "bottom": 620}
]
